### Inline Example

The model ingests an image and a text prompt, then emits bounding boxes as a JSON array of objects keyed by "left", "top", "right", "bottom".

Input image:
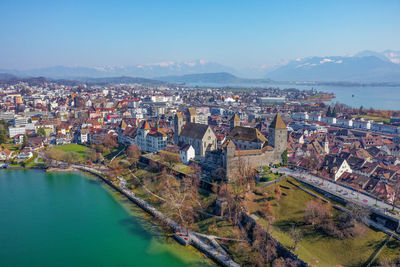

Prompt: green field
[
  {"left": 375, "top": 238, "right": 400, "bottom": 265},
  {"left": 260, "top": 172, "right": 281, "bottom": 182},
  {"left": 353, "top": 115, "right": 390, "bottom": 124},
  {"left": 53, "top": 144, "right": 88, "bottom": 160},
  {"left": 248, "top": 177, "right": 388, "bottom": 267}
]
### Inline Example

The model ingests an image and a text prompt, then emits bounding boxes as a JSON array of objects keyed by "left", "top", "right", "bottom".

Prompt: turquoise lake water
[{"left": 0, "top": 169, "right": 213, "bottom": 267}]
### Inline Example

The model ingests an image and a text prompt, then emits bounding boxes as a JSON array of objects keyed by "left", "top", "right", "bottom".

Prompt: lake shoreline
[
  {"left": 0, "top": 169, "right": 213, "bottom": 267},
  {"left": 3, "top": 165, "right": 235, "bottom": 266}
]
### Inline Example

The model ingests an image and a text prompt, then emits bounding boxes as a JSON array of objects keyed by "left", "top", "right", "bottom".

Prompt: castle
[
  {"left": 223, "top": 113, "right": 287, "bottom": 180},
  {"left": 174, "top": 109, "right": 287, "bottom": 180}
]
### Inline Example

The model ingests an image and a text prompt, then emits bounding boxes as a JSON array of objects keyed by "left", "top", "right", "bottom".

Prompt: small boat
[{"left": 352, "top": 94, "right": 355, "bottom": 97}]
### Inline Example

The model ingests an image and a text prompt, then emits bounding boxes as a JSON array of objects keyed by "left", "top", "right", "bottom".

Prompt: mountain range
[
  {"left": 264, "top": 50, "right": 400, "bottom": 82},
  {"left": 1, "top": 50, "right": 400, "bottom": 83}
]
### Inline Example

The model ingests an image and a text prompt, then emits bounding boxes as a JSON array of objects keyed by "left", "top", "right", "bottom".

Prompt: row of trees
[{"left": 326, "top": 106, "right": 337, "bottom": 117}]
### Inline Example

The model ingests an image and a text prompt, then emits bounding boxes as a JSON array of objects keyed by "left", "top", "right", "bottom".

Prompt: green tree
[
  {"left": 22, "top": 135, "right": 27, "bottom": 148},
  {"left": 281, "top": 150, "right": 288, "bottom": 166},
  {"left": 326, "top": 106, "right": 332, "bottom": 117},
  {"left": 332, "top": 107, "right": 337, "bottom": 117},
  {"left": 0, "top": 133, "right": 6, "bottom": 144},
  {"left": 359, "top": 106, "right": 364, "bottom": 115},
  {"left": 37, "top": 128, "right": 46, "bottom": 137}
]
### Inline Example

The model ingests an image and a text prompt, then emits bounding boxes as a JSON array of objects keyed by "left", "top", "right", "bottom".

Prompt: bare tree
[
  {"left": 346, "top": 202, "right": 370, "bottom": 223},
  {"left": 290, "top": 225, "right": 303, "bottom": 251},
  {"left": 126, "top": 144, "right": 141, "bottom": 169},
  {"left": 213, "top": 167, "right": 227, "bottom": 182},
  {"left": 305, "top": 200, "right": 332, "bottom": 226},
  {"left": 104, "top": 134, "right": 118, "bottom": 149},
  {"left": 160, "top": 151, "right": 180, "bottom": 170},
  {"left": 218, "top": 184, "right": 243, "bottom": 226},
  {"left": 159, "top": 173, "right": 202, "bottom": 235},
  {"left": 62, "top": 151, "right": 78, "bottom": 165},
  {"left": 391, "top": 183, "right": 400, "bottom": 211},
  {"left": 188, "top": 162, "right": 202, "bottom": 180},
  {"left": 84, "top": 149, "right": 98, "bottom": 163},
  {"left": 274, "top": 186, "right": 282, "bottom": 205},
  {"left": 253, "top": 224, "right": 277, "bottom": 265},
  {"left": 272, "top": 258, "right": 285, "bottom": 267}
]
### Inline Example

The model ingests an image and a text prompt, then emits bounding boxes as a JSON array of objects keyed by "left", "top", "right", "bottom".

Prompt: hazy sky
[{"left": 1, "top": 0, "right": 399, "bottom": 69}]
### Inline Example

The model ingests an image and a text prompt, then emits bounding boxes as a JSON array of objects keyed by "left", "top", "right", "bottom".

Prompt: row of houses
[{"left": 292, "top": 112, "right": 400, "bottom": 134}]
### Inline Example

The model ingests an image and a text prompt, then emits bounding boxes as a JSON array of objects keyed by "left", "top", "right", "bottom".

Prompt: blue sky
[{"left": 0, "top": 0, "right": 399, "bottom": 69}]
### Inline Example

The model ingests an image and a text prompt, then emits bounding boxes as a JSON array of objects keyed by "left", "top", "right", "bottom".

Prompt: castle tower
[
  {"left": 229, "top": 113, "right": 240, "bottom": 130},
  {"left": 174, "top": 112, "right": 184, "bottom": 144},
  {"left": 268, "top": 113, "right": 287, "bottom": 154},
  {"left": 323, "top": 135, "right": 329, "bottom": 154},
  {"left": 186, "top": 107, "right": 197, "bottom": 123},
  {"left": 224, "top": 139, "right": 236, "bottom": 179},
  {"left": 141, "top": 121, "right": 151, "bottom": 135}
]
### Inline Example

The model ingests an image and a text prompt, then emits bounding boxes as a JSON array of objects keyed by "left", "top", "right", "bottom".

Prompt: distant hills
[
  {"left": 0, "top": 74, "right": 168, "bottom": 86},
  {"left": 1, "top": 50, "right": 400, "bottom": 84},
  {"left": 0, "top": 60, "right": 236, "bottom": 80},
  {"left": 75, "top": 76, "right": 166, "bottom": 85},
  {"left": 156, "top": 72, "right": 272, "bottom": 84}
]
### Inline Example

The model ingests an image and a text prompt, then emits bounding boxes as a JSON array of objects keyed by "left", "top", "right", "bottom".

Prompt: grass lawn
[
  {"left": 53, "top": 144, "right": 88, "bottom": 160},
  {"left": 173, "top": 163, "right": 192, "bottom": 174},
  {"left": 248, "top": 177, "right": 388, "bottom": 267},
  {"left": 260, "top": 172, "right": 281, "bottom": 182},
  {"left": 3, "top": 143, "right": 20, "bottom": 151},
  {"left": 104, "top": 145, "right": 126, "bottom": 160},
  {"left": 375, "top": 238, "right": 400, "bottom": 265},
  {"left": 353, "top": 115, "right": 390, "bottom": 124}
]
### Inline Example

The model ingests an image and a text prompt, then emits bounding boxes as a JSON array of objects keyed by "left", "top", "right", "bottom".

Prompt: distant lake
[
  {"left": 187, "top": 82, "right": 400, "bottom": 110},
  {"left": 0, "top": 170, "right": 212, "bottom": 267}
]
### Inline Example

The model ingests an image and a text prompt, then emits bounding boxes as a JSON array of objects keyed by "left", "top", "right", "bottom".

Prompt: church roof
[
  {"left": 269, "top": 113, "right": 286, "bottom": 129},
  {"left": 228, "top": 126, "right": 267, "bottom": 143},
  {"left": 180, "top": 122, "right": 210, "bottom": 140},
  {"left": 140, "top": 121, "right": 151, "bottom": 130},
  {"left": 231, "top": 113, "right": 240, "bottom": 121}
]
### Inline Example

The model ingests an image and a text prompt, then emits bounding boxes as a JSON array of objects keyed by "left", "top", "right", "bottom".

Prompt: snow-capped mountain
[
  {"left": 264, "top": 53, "right": 400, "bottom": 82},
  {"left": 381, "top": 50, "right": 400, "bottom": 64},
  {"left": 2, "top": 50, "right": 400, "bottom": 82}
]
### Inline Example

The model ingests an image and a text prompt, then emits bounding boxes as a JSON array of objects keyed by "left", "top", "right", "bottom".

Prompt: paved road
[{"left": 274, "top": 167, "right": 400, "bottom": 220}]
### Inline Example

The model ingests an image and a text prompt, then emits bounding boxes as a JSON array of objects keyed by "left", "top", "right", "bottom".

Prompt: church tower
[
  {"left": 323, "top": 135, "right": 329, "bottom": 154},
  {"left": 186, "top": 107, "right": 197, "bottom": 123},
  {"left": 174, "top": 112, "right": 184, "bottom": 144},
  {"left": 268, "top": 113, "right": 287, "bottom": 154},
  {"left": 229, "top": 113, "right": 240, "bottom": 130}
]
